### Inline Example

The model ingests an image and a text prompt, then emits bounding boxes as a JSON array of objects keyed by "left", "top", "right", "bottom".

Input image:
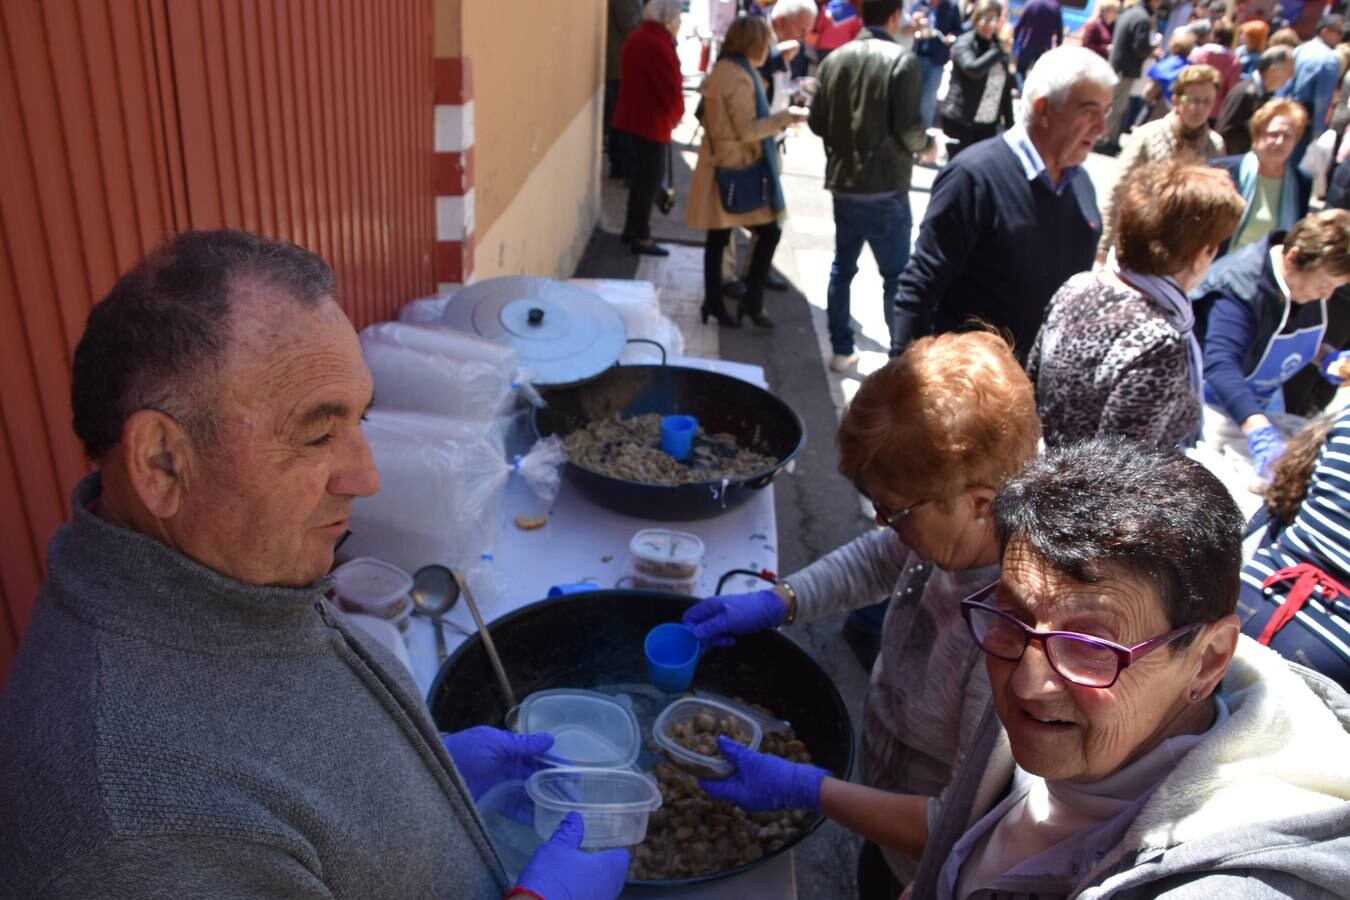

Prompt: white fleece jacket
[{"left": 916, "top": 636, "right": 1350, "bottom": 899}]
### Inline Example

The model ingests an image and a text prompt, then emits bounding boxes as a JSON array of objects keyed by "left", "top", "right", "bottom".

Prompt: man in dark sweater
[
  {"left": 0, "top": 231, "right": 627, "bottom": 899},
  {"left": 893, "top": 45, "right": 1114, "bottom": 361}
]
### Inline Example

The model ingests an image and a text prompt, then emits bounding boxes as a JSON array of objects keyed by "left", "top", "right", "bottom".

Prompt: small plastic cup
[
  {"left": 644, "top": 623, "right": 701, "bottom": 693},
  {"left": 547, "top": 582, "right": 598, "bottom": 598},
  {"left": 660, "top": 415, "right": 698, "bottom": 461}
]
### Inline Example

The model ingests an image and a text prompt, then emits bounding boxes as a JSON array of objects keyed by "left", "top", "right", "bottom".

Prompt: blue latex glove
[
  {"left": 1247, "top": 424, "right": 1285, "bottom": 479},
  {"left": 699, "top": 736, "right": 827, "bottom": 814},
  {"left": 1321, "top": 349, "right": 1350, "bottom": 384},
  {"left": 682, "top": 590, "right": 787, "bottom": 648},
  {"left": 441, "top": 726, "right": 553, "bottom": 801},
  {"left": 515, "top": 812, "right": 629, "bottom": 900}
]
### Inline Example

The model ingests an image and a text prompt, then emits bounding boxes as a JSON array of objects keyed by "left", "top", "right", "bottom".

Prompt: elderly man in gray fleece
[{"left": 0, "top": 230, "right": 626, "bottom": 900}]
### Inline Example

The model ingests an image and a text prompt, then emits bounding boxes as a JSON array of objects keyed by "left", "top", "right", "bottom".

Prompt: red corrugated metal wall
[{"left": 0, "top": 0, "right": 434, "bottom": 685}]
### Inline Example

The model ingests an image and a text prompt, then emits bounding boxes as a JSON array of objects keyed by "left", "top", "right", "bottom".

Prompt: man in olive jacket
[{"left": 808, "top": 0, "right": 933, "bottom": 370}]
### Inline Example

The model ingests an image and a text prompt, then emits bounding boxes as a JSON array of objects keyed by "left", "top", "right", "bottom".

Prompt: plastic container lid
[
  {"left": 331, "top": 557, "right": 413, "bottom": 611},
  {"left": 516, "top": 689, "right": 641, "bottom": 769},
  {"left": 476, "top": 780, "right": 542, "bottom": 882},
  {"left": 525, "top": 766, "right": 662, "bottom": 849},
  {"left": 629, "top": 529, "right": 705, "bottom": 580},
  {"left": 652, "top": 697, "right": 763, "bottom": 777}
]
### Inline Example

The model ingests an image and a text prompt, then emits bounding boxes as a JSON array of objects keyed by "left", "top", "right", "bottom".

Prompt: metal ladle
[
  {"left": 411, "top": 564, "right": 461, "bottom": 663},
  {"left": 453, "top": 569, "right": 517, "bottom": 709}
]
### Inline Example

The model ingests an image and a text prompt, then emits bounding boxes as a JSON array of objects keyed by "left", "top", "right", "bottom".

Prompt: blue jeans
[
  {"left": 826, "top": 194, "right": 912, "bottom": 356},
  {"left": 918, "top": 56, "right": 944, "bottom": 128}
]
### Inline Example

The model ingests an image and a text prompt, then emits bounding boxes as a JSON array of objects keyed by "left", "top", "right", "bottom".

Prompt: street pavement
[{"left": 581, "top": 109, "right": 1124, "bottom": 899}]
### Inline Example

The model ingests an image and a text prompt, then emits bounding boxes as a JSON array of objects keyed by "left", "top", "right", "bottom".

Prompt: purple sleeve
[{"left": 1201, "top": 296, "right": 1263, "bottom": 425}]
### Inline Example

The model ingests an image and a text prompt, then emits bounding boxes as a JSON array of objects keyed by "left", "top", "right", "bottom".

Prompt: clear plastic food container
[
  {"left": 331, "top": 557, "right": 414, "bottom": 631},
  {"left": 476, "top": 780, "right": 541, "bottom": 882},
  {"left": 515, "top": 689, "right": 640, "bottom": 769},
  {"left": 525, "top": 767, "right": 662, "bottom": 849},
  {"left": 652, "top": 697, "right": 763, "bottom": 777},
  {"left": 627, "top": 571, "right": 698, "bottom": 595},
  {"left": 629, "top": 529, "right": 705, "bottom": 580}
]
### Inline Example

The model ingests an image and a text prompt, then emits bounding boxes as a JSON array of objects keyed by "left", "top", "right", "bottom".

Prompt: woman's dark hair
[
  {"left": 994, "top": 437, "right": 1244, "bottom": 647},
  {"left": 1265, "top": 413, "right": 1338, "bottom": 524},
  {"left": 71, "top": 229, "right": 337, "bottom": 460},
  {"left": 862, "top": 0, "right": 902, "bottom": 26}
]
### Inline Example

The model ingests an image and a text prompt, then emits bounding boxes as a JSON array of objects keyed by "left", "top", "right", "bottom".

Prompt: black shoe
[
  {"left": 765, "top": 272, "right": 788, "bottom": 292},
  {"left": 630, "top": 240, "right": 669, "bottom": 257},
  {"left": 700, "top": 304, "right": 740, "bottom": 328},
  {"left": 738, "top": 309, "right": 774, "bottom": 328},
  {"left": 722, "top": 279, "right": 747, "bottom": 300}
]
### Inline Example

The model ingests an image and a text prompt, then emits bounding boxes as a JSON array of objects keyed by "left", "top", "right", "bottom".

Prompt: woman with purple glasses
[{"left": 699, "top": 437, "right": 1350, "bottom": 897}]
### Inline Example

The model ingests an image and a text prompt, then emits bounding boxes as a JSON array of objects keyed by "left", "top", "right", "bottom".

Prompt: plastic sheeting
[
  {"left": 359, "top": 321, "right": 540, "bottom": 420},
  {"left": 345, "top": 409, "right": 564, "bottom": 574}
]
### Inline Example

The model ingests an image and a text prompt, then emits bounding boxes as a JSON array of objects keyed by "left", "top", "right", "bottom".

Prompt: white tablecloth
[{"left": 396, "top": 357, "right": 796, "bottom": 899}]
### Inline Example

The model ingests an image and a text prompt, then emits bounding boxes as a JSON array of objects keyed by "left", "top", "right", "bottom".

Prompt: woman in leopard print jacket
[{"left": 1029, "top": 161, "right": 1244, "bottom": 448}]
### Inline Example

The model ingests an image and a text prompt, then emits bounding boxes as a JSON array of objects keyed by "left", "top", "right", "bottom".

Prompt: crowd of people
[
  {"left": 1, "top": 1, "right": 1349, "bottom": 899},
  {"left": 615, "top": 0, "right": 1350, "bottom": 896}
]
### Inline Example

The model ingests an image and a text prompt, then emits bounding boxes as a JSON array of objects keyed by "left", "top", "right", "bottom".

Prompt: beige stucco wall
[
  {"left": 474, "top": 89, "right": 603, "bottom": 280},
  {"left": 436, "top": 0, "right": 605, "bottom": 280}
]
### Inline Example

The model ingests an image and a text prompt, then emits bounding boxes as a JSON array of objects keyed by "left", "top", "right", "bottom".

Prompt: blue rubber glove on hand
[
  {"left": 1321, "top": 349, "right": 1350, "bottom": 384},
  {"left": 699, "top": 735, "right": 827, "bottom": 814},
  {"left": 441, "top": 726, "right": 554, "bottom": 801},
  {"left": 515, "top": 811, "right": 629, "bottom": 900},
  {"left": 1247, "top": 424, "right": 1285, "bottom": 479},
  {"left": 682, "top": 590, "right": 788, "bottom": 648}
]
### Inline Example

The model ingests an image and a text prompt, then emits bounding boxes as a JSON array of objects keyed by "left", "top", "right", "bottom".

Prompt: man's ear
[
  {"left": 1031, "top": 97, "right": 1052, "bottom": 129},
  {"left": 120, "top": 410, "right": 193, "bottom": 519}
]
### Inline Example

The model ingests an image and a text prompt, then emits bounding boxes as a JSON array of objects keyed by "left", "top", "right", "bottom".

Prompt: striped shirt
[{"left": 1240, "top": 408, "right": 1350, "bottom": 672}]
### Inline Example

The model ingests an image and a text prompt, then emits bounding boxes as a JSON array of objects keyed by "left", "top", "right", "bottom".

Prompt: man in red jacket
[{"left": 613, "top": 0, "right": 687, "bottom": 257}]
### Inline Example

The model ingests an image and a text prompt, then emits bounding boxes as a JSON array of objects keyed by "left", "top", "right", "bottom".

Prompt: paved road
[{"left": 580, "top": 114, "right": 1122, "bottom": 899}]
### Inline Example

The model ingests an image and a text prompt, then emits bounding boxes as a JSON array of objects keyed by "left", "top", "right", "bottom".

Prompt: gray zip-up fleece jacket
[
  {"left": 0, "top": 474, "right": 507, "bottom": 899},
  {"left": 912, "top": 638, "right": 1350, "bottom": 899}
]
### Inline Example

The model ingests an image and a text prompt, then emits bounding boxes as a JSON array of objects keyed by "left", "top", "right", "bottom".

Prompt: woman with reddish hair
[
  {"left": 1031, "top": 161, "right": 1244, "bottom": 448},
  {"left": 681, "top": 329, "right": 1042, "bottom": 895},
  {"left": 613, "top": 0, "right": 686, "bottom": 257}
]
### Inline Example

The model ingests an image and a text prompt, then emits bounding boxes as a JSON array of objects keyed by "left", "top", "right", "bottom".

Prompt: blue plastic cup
[
  {"left": 660, "top": 415, "right": 698, "bottom": 461},
  {"left": 547, "top": 582, "right": 598, "bottom": 598},
  {"left": 644, "top": 623, "right": 702, "bottom": 693}
]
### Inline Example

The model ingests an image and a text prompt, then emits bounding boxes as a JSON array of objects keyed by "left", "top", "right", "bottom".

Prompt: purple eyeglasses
[{"left": 959, "top": 583, "right": 1206, "bottom": 689}]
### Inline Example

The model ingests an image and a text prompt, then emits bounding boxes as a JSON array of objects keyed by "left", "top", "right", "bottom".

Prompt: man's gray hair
[
  {"left": 642, "top": 0, "right": 684, "bottom": 24},
  {"left": 1016, "top": 45, "right": 1118, "bottom": 127},
  {"left": 1257, "top": 45, "right": 1293, "bottom": 72},
  {"left": 771, "top": 0, "right": 819, "bottom": 21}
]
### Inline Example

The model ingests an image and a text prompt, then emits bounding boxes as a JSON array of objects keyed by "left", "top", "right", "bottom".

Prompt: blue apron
[{"left": 1206, "top": 299, "right": 1326, "bottom": 414}]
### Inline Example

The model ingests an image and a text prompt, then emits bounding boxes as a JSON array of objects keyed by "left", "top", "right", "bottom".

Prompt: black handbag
[{"left": 714, "top": 161, "right": 773, "bottom": 214}]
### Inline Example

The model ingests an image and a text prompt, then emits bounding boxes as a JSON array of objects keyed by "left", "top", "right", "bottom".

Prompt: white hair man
[{"left": 892, "top": 46, "right": 1116, "bottom": 361}]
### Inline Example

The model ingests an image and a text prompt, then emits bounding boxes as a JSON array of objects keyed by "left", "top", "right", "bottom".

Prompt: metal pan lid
[{"left": 442, "top": 276, "right": 627, "bottom": 386}]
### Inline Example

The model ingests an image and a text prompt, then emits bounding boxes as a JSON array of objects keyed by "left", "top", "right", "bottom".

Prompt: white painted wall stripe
[
  {"left": 434, "top": 100, "right": 476, "bottom": 153},
  {"left": 436, "top": 189, "right": 476, "bottom": 242}
]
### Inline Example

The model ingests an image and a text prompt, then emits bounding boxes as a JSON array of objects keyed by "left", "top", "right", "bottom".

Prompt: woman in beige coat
[{"left": 687, "top": 16, "right": 806, "bottom": 327}]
